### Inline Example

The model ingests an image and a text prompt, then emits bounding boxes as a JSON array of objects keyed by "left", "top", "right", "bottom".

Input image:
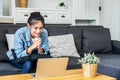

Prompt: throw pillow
[
  {"left": 6, "top": 34, "right": 14, "bottom": 50},
  {"left": 48, "top": 34, "right": 80, "bottom": 57},
  {"left": 83, "top": 28, "right": 112, "bottom": 53}
]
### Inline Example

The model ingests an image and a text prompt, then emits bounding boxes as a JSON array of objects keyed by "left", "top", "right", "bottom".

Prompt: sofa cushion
[
  {"left": 45, "top": 26, "right": 68, "bottom": 36},
  {"left": 8, "top": 28, "right": 19, "bottom": 34},
  {"left": 83, "top": 28, "right": 112, "bottom": 53},
  {"left": 67, "top": 57, "right": 82, "bottom": 69},
  {"left": 48, "top": 34, "right": 80, "bottom": 57},
  {"left": 96, "top": 53, "right": 120, "bottom": 80},
  {"left": 0, "top": 40, "right": 9, "bottom": 61},
  {"left": 6, "top": 34, "right": 14, "bottom": 50},
  {"left": 0, "top": 25, "right": 23, "bottom": 61},
  {"left": 0, "top": 62, "right": 21, "bottom": 75},
  {"left": 0, "top": 28, "right": 9, "bottom": 61},
  {"left": 68, "top": 27, "right": 82, "bottom": 55},
  {"left": 112, "top": 40, "right": 120, "bottom": 54}
]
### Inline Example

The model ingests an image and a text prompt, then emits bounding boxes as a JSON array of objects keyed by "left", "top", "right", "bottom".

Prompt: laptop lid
[{"left": 35, "top": 57, "right": 68, "bottom": 78}]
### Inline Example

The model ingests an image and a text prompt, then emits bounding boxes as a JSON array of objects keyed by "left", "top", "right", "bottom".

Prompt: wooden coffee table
[
  {"left": 0, "top": 69, "right": 116, "bottom": 80},
  {"left": 30, "top": 69, "right": 116, "bottom": 80}
]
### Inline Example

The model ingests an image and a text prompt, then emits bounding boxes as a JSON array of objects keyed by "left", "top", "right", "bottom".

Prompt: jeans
[{"left": 10, "top": 60, "right": 32, "bottom": 74}]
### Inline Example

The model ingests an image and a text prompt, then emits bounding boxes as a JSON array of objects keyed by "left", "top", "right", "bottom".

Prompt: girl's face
[{"left": 28, "top": 21, "right": 44, "bottom": 38}]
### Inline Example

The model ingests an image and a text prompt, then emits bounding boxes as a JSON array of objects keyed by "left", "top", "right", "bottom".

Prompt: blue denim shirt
[{"left": 7, "top": 27, "right": 49, "bottom": 60}]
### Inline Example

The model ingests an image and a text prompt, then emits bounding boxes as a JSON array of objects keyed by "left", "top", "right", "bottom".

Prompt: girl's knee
[{"left": 24, "top": 61, "right": 32, "bottom": 69}]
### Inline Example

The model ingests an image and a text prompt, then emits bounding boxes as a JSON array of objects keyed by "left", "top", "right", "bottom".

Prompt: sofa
[{"left": 0, "top": 24, "right": 120, "bottom": 80}]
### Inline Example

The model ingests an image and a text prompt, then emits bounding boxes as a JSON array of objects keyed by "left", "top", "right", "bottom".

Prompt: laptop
[{"left": 35, "top": 57, "right": 68, "bottom": 78}]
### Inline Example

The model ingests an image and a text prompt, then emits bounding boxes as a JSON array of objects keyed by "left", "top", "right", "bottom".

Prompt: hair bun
[
  {"left": 27, "top": 12, "right": 44, "bottom": 25},
  {"left": 30, "top": 12, "right": 41, "bottom": 17}
]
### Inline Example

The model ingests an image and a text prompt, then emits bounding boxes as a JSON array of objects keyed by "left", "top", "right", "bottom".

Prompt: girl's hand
[
  {"left": 32, "top": 37, "right": 42, "bottom": 49},
  {"left": 27, "top": 37, "right": 42, "bottom": 55},
  {"left": 33, "top": 37, "right": 44, "bottom": 53}
]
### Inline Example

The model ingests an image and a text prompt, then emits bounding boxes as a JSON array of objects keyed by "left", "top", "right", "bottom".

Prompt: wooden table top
[
  {"left": 30, "top": 73, "right": 116, "bottom": 80},
  {"left": 31, "top": 69, "right": 116, "bottom": 80},
  {"left": 0, "top": 74, "right": 33, "bottom": 80},
  {"left": 0, "top": 69, "right": 116, "bottom": 80}
]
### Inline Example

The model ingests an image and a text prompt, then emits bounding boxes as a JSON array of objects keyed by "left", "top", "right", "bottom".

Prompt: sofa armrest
[{"left": 112, "top": 40, "right": 120, "bottom": 54}]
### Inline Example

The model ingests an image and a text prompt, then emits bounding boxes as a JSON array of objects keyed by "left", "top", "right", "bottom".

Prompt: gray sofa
[{"left": 0, "top": 24, "right": 120, "bottom": 80}]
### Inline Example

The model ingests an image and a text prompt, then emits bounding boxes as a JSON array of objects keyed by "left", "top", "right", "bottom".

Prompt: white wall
[{"left": 100, "top": 0, "right": 120, "bottom": 40}]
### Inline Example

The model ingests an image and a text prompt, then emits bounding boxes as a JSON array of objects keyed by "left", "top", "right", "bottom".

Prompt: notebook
[{"left": 35, "top": 57, "right": 68, "bottom": 78}]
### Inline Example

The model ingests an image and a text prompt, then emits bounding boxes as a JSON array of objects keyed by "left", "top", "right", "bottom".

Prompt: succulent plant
[{"left": 78, "top": 52, "right": 100, "bottom": 64}]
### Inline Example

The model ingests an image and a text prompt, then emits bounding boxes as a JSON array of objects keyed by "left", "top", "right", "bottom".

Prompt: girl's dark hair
[{"left": 27, "top": 12, "right": 44, "bottom": 25}]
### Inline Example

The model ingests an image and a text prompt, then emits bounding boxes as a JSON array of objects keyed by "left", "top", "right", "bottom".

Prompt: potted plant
[{"left": 78, "top": 52, "right": 100, "bottom": 77}]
